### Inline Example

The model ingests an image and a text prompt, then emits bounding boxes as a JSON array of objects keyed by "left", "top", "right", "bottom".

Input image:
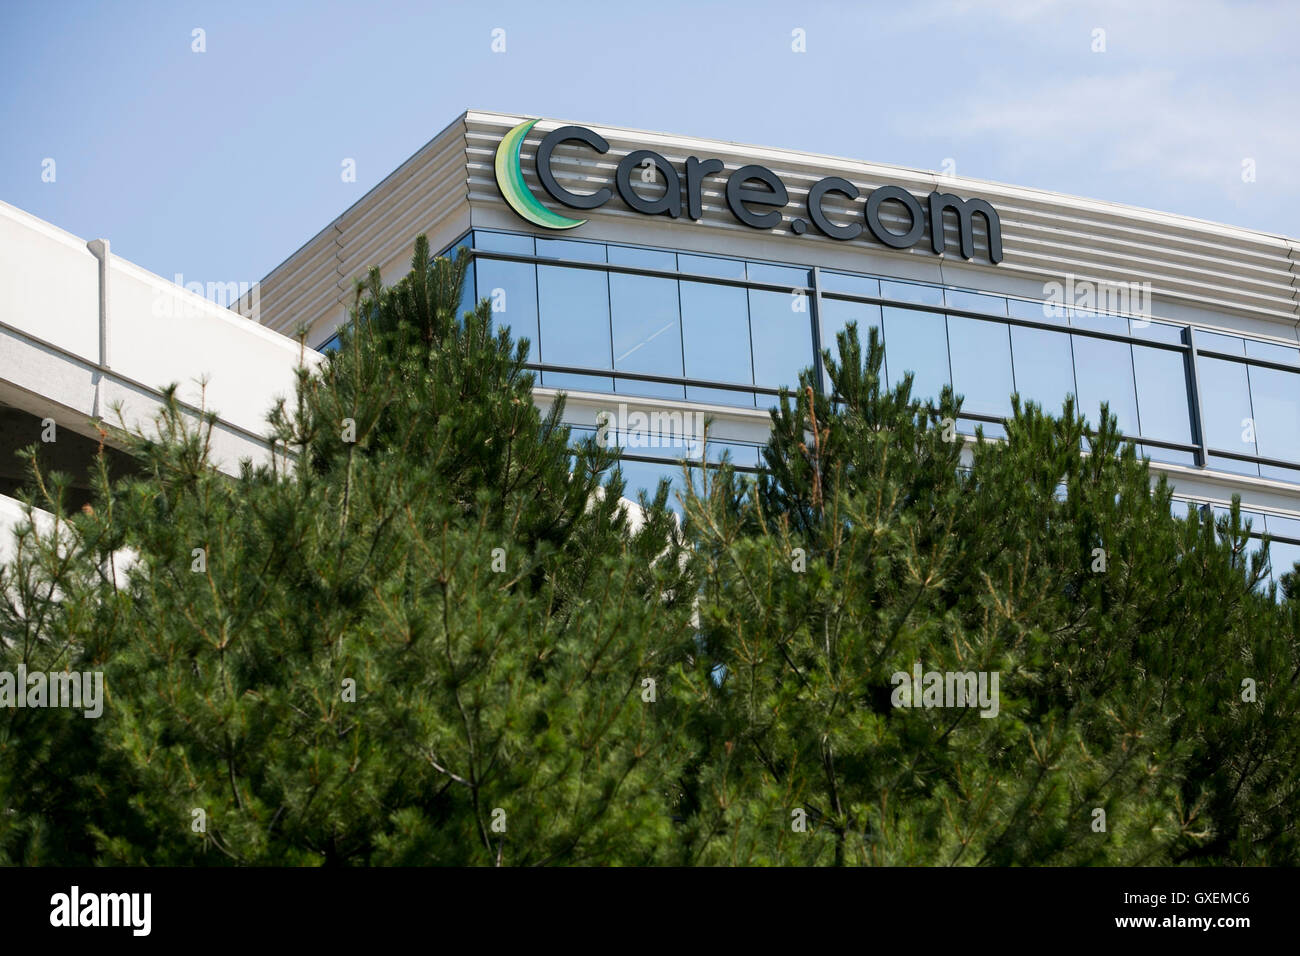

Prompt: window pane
[
  {"left": 959, "top": 418, "right": 1007, "bottom": 440},
  {"left": 1132, "top": 344, "right": 1194, "bottom": 449},
  {"left": 607, "top": 245, "right": 676, "bottom": 270},
  {"left": 536, "top": 265, "right": 611, "bottom": 391},
  {"left": 1008, "top": 296, "right": 1068, "bottom": 327},
  {"left": 474, "top": 231, "right": 535, "bottom": 255},
  {"left": 1197, "top": 330, "right": 1245, "bottom": 356},
  {"left": 1245, "top": 338, "right": 1300, "bottom": 366},
  {"left": 748, "top": 289, "right": 814, "bottom": 393},
  {"left": 1197, "top": 356, "right": 1259, "bottom": 475},
  {"left": 678, "top": 253, "right": 746, "bottom": 280},
  {"left": 881, "top": 280, "right": 944, "bottom": 307},
  {"left": 820, "top": 272, "right": 880, "bottom": 298},
  {"left": 439, "top": 234, "right": 475, "bottom": 319},
  {"left": 1270, "top": 541, "right": 1300, "bottom": 592},
  {"left": 945, "top": 289, "right": 1007, "bottom": 316},
  {"left": 1070, "top": 335, "right": 1139, "bottom": 436},
  {"left": 1265, "top": 513, "right": 1300, "bottom": 540},
  {"left": 747, "top": 262, "right": 811, "bottom": 287},
  {"left": 819, "top": 298, "right": 883, "bottom": 380},
  {"left": 536, "top": 238, "right": 606, "bottom": 263},
  {"left": 477, "top": 258, "right": 539, "bottom": 363},
  {"left": 1010, "top": 326, "right": 1076, "bottom": 418},
  {"left": 1247, "top": 365, "right": 1300, "bottom": 475},
  {"left": 613, "top": 459, "right": 689, "bottom": 515},
  {"left": 609, "top": 273, "right": 685, "bottom": 400},
  {"left": 881, "top": 306, "right": 949, "bottom": 404},
  {"left": 1129, "top": 320, "right": 1185, "bottom": 345},
  {"left": 947, "top": 315, "right": 1014, "bottom": 419},
  {"left": 680, "top": 280, "right": 753, "bottom": 406},
  {"left": 1069, "top": 310, "right": 1128, "bottom": 335}
]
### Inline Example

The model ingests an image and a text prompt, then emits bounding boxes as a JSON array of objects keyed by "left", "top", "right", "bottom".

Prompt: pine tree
[
  {"left": 678, "top": 322, "right": 1300, "bottom": 865},
  {"left": 0, "top": 238, "right": 697, "bottom": 865}
]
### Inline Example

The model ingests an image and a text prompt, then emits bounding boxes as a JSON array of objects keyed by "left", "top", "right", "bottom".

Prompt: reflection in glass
[
  {"left": 819, "top": 298, "right": 884, "bottom": 385},
  {"left": 1131, "top": 345, "right": 1194, "bottom": 462},
  {"left": 945, "top": 289, "right": 1008, "bottom": 316},
  {"left": 607, "top": 245, "right": 676, "bottom": 270},
  {"left": 536, "top": 265, "right": 612, "bottom": 392},
  {"left": 1008, "top": 296, "right": 1067, "bottom": 326},
  {"left": 881, "top": 280, "right": 944, "bottom": 307},
  {"left": 678, "top": 253, "right": 746, "bottom": 280},
  {"left": 1071, "top": 335, "right": 1139, "bottom": 436},
  {"left": 1196, "top": 330, "right": 1246, "bottom": 356},
  {"left": 609, "top": 272, "right": 685, "bottom": 400},
  {"left": 749, "top": 289, "right": 814, "bottom": 392},
  {"left": 1197, "top": 356, "right": 1259, "bottom": 476},
  {"left": 881, "top": 307, "right": 950, "bottom": 404},
  {"left": 536, "top": 238, "right": 606, "bottom": 262},
  {"left": 474, "top": 231, "right": 535, "bottom": 255},
  {"left": 1247, "top": 365, "right": 1300, "bottom": 477},
  {"left": 1244, "top": 339, "right": 1300, "bottom": 366},
  {"left": 476, "top": 258, "right": 540, "bottom": 363},
  {"left": 680, "top": 280, "right": 754, "bottom": 406},
  {"left": 947, "top": 315, "right": 1014, "bottom": 419},
  {"left": 1009, "top": 326, "right": 1076, "bottom": 418},
  {"left": 820, "top": 272, "right": 880, "bottom": 298},
  {"left": 747, "top": 262, "right": 811, "bottom": 287}
]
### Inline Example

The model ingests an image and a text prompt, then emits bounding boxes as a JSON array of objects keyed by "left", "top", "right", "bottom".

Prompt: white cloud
[{"left": 919, "top": 68, "right": 1300, "bottom": 197}]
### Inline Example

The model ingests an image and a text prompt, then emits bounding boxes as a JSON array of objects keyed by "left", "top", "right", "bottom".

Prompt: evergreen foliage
[{"left": 1, "top": 243, "right": 1296, "bottom": 865}]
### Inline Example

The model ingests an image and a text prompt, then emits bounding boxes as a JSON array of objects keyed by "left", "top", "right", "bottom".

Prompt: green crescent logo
[{"left": 494, "top": 119, "right": 586, "bottom": 230}]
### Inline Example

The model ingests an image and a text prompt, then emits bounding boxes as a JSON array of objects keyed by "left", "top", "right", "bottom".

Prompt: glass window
[
  {"left": 1247, "top": 365, "right": 1300, "bottom": 477},
  {"left": 1270, "top": 541, "right": 1300, "bottom": 592},
  {"left": 747, "top": 262, "right": 811, "bottom": 288},
  {"left": 474, "top": 231, "right": 535, "bottom": 255},
  {"left": 1265, "top": 513, "right": 1300, "bottom": 541},
  {"left": 1069, "top": 310, "right": 1128, "bottom": 335},
  {"left": 1008, "top": 296, "right": 1067, "bottom": 327},
  {"left": 705, "top": 441, "right": 763, "bottom": 468},
  {"left": 679, "top": 280, "right": 754, "bottom": 406},
  {"left": 1129, "top": 320, "right": 1185, "bottom": 345},
  {"left": 1245, "top": 338, "right": 1300, "bottom": 366},
  {"left": 1131, "top": 345, "right": 1195, "bottom": 464},
  {"left": 678, "top": 253, "right": 746, "bottom": 280},
  {"left": 1010, "top": 326, "right": 1076, "bottom": 418},
  {"left": 947, "top": 315, "right": 1014, "bottom": 419},
  {"left": 881, "top": 280, "right": 944, "bottom": 307},
  {"left": 820, "top": 272, "right": 880, "bottom": 298},
  {"left": 440, "top": 233, "right": 475, "bottom": 319},
  {"left": 958, "top": 418, "right": 1007, "bottom": 441},
  {"left": 609, "top": 272, "right": 685, "bottom": 400},
  {"left": 536, "top": 238, "right": 606, "bottom": 263},
  {"left": 819, "top": 298, "right": 883, "bottom": 381},
  {"left": 748, "top": 289, "right": 815, "bottom": 393},
  {"left": 536, "top": 265, "right": 612, "bottom": 392},
  {"left": 1196, "top": 330, "right": 1246, "bottom": 356},
  {"left": 881, "top": 307, "right": 949, "bottom": 404},
  {"left": 1070, "top": 335, "right": 1139, "bottom": 436},
  {"left": 1197, "top": 356, "right": 1259, "bottom": 476},
  {"left": 317, "top": 332, "right": 341, "bottom": 353},
  {"left": 476, "top": 258, "right": 540, "bottom": 363},
  {"left": 607, "top": 245, "right": 676, "bottom": 270},
  {"left": 945, "top": 289, "right": 1007, "bottom": 316},
  {"left": 612, "top": 459, "right": 689, "bottom": 515}
]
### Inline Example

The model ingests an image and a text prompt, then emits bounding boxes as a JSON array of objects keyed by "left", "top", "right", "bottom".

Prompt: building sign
[{"left": 494, "top": 119, "right": 1003, "bottom": 264}]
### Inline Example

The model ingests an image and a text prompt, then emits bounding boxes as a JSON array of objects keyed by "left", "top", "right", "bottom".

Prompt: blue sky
[{"left": 2, "top": 0, "right": 1297, "bottom": 290}]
